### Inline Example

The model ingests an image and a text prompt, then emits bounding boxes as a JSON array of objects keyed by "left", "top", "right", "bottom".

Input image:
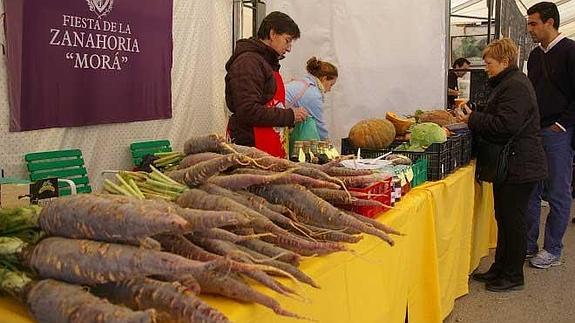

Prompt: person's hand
[
  {"left": 448, "top": 89, "right": 461, "bottom": 96},
  {"left": 548, "top": 124, "right": 565, "bottom": 133},
  {"left": 293, "top": 107, "right": 309, "bottom": 123},
  {"left": 454, "top": 104, "right": 472, "bottom": 123},
  {"left": 461, "top": 104, "right": 472, "bottom": 115}
]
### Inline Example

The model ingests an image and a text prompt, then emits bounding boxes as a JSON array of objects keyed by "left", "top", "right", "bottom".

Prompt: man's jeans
[{"left": 526, "top": 126, "right": 574, "bottom": 257}]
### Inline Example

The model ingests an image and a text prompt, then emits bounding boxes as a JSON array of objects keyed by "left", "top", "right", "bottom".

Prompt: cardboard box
[{"left": 0, "top": 183, "right": 31, "bottom": 208}]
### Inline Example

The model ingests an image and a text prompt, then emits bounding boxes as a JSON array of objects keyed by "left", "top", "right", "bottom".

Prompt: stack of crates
[
  {"left": 341, "top": 138, "right": 449, "bottom": 181},
  {"left": 339, "top": 177, "right": 393, "bottom": 218}
]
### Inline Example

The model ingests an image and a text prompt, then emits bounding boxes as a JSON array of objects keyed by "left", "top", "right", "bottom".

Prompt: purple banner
[{"left": 5, "top": 0, "right": 173, "bottom": 131}]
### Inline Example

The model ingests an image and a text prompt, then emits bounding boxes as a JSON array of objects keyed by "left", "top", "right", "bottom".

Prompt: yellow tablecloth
[
  {"left": 414, "top": 166, "right": 496, "bottom": 319},
  {"left": 0, "top": 164, "right": 496, "bottom": 323}
]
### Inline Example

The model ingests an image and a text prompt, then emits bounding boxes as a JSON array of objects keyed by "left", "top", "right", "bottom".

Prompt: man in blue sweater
[{"left": 525, "top": 2, "right": 575, "bottom": 269}]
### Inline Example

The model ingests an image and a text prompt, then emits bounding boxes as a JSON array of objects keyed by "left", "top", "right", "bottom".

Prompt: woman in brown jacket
[
  {"left": 458, "top": 38, "right": 547, "bottom": 292},
  {"left": 225, "top": 11, "right": 308, "bottom": 158}
]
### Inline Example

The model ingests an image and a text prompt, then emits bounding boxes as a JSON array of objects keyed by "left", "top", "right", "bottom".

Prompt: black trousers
[{"left": 492, "top": 181, "right": 537, "bottom": 282}]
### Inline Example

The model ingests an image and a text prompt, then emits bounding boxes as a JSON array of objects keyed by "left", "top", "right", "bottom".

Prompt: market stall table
[{"left": 0, "top": 164, "right": 496, "bottom": 323}]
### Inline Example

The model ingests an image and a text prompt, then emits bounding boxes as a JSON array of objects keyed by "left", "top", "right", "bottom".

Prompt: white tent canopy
[{"left": 451, "top": 0, "right": 575, "bottom": 39}]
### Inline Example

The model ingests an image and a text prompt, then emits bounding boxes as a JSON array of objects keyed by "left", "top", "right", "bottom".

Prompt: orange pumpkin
[
  {"left": 386, "top": 112, "right": 416, "bottom": 135},
  {"left": 349, "top": 119, "right": 396, "bottom": 149}
]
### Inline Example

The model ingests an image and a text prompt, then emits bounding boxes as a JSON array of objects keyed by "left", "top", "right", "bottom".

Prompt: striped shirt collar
[{"left": 539, "top": 34, "right": 565, "bottom": 53}]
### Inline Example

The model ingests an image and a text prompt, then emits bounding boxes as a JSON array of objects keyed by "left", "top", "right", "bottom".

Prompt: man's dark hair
[
  {"left": 452, "top": 58, "right": 471, "bottom": 68},
  {"left": 527, "top": 2, "right": 560, "bottom": 29},
  {"left": 257, "top": 11, "right": 300, "bottom": 40}
]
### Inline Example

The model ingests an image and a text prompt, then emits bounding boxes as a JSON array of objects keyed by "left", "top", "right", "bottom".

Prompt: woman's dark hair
[
  {"left": 527, "top": 2, "right": 560, "bottom": 29},
  {"left": 306, "top": 57, "right": 338, "bottom": 80},
  {"left": 257, "top": 11, "right": 301, "bottom": 40},
  {"left": 452, "top": 57, "right": 471, "bottom": 68}
]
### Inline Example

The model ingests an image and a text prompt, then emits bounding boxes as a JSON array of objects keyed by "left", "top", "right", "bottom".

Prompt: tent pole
[
  {"left": 494, "top": 0, "right": 502, "bottom": 39},
  {"left": 487, "top": 0, "right": 493, "bottom": 43},
  {"left": 446, "top": 0, "right": 451, "bottom": 108},
  {"left": 232, "top": 0, "right": 243, "bottom": 51}
]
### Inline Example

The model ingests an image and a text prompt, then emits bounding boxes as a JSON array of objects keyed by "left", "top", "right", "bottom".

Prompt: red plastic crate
[{"left": 340, "top": 177, "right": 393, "bottom": 218}]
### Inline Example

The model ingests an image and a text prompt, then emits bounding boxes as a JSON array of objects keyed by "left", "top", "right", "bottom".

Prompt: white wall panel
[{"left": 268, "top": 0, "right": 448, "bottom": 146}]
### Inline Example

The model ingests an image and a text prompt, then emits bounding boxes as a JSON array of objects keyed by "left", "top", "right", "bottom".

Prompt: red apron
[{"left": 253, "top": 71, "right": 289, "bottom": 158}]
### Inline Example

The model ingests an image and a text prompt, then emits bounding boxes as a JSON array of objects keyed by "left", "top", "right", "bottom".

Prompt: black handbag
[{"left": 475, "top": 114, "right": 534, "bottom": 184}]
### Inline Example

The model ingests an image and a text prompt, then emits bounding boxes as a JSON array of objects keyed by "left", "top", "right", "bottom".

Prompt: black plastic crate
[
  {"left": 447, "top": 134, "right": 462, "bottom": 173},
  {"left": 444, "top": 136, "right": 454, "bottom": 174},
  {"left": 460, "top": 131, "right": 473, "bottom": 166},
  {"left": 341, "top": 138, "right": 404, "bottom": 158},
  {"left": 415, "top": 141, "right": 449, "bottom": 181},
  {"left": 341, "top": 138, "right": 449, "bottom": 181}
]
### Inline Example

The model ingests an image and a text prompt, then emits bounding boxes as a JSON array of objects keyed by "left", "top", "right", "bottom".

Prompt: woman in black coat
[{"left": 457, "top": 38, "right": 547, "bottom": 292}]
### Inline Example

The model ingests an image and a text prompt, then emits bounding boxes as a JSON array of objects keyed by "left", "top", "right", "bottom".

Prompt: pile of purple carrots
[{"left": 0, "top": 135, "right": 400, "bottom": 323}]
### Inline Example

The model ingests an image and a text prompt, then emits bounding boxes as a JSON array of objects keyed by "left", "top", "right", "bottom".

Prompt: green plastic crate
[
  {"left": 411, "top": 158, "right": 428, "bottom": 187},
  {"left": 24, "top": 149, "right": 92, "bottom": 196}
]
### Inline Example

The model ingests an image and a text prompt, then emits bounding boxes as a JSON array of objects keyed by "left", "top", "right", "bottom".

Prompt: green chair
[
  {"left": 24, "top": 149, "right": 92, "bottom": 196},
  {"left": 130, "top": 139, "right": 172, "bottom": 167}
]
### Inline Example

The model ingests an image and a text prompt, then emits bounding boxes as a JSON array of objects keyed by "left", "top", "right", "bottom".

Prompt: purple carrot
[
  {"left": 236, "top": 190, "right": 298, "bottom": 219},
  {"left": 310, "top": 188, "right": 391, "bottom": 209},
  {"left": 192, "top": 270, "right": 306, "bottom": 319},
  {"left": 178, "top": 209, "right": 251, "bottom": 231},
  {"left": 292, "top": 167, "right": 346, "bottom": 186},
  {"left": 155, "top": 233, "right": 277, "bottom": 273},
  {"left": 231, "top": 168, "right": 341, "bottom": 189},
  {"left": 94, "top": 278, "right": 230, "bottom": 323},
  {"left": 103, "top": 194, "right": 251, "bottom": 231},
  {"left": 324, "top": 167, "right": 374, "bottom": 177},
  {"left": 39, "top": 194, "right": 192, "bottom": 246},
  {"left": 318, "top": 157, "right": 348, "bottom": 170},
  {"left": 193, "top": 228, "right": 269, "bottom": 243},
  {"left": 177, "top": 189, "right": 347, "bottom": 255},
  {"left": 238, "top": 239, "right": 301, "bottom": 266},
  {"left": 220, "top": 143, "right": 270, "bottom": 157},
  {"left": 22, "top": 237, "right": 216, "bottom": 286},
  {"left": 166, "top": 153, "right": 251, "bottom": 186},
  {"left": 308, "top": 230, "right": 363, "bottom": 243},
  {"left": 199, "top": 183, "right": 297, "bottom": 229},
  {"left": 187, "top": 235, "right": 297, "bottom": 296},
  {"left": 207, "top": 171, "right": 295, "bottom": 190},
  {"left": 27, "top": 279, "right": 157, "bottom": 323},
  {"left": 300, "top": 223, "right": 361, "bottom": 236},
  {"left": 155, "top": 274, "right": 201, "bottom": 295},
  {"left": 235, "top": 244, "right": 320, "bottom": 288},
  {"left": 184, "top": 134, "right": 228, "bottom": 155},
  {"left": 178, "top": 152, "right": 223, "bottom": 169},
  {"left": 251, "top": 184, "right": 395, "bottom": 246},
  {"left": 309, "top": 188, "right": 357, "bottom": 204}
]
